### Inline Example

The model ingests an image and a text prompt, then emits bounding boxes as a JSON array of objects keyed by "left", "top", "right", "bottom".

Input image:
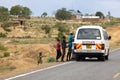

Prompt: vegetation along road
[{"left": 4, "top": 49, "right": 120, "bottom": 80}]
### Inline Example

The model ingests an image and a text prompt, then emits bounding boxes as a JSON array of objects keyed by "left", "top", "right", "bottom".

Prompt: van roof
[{"left": 79, "top": 25, "right": 104, "bottom": 30}]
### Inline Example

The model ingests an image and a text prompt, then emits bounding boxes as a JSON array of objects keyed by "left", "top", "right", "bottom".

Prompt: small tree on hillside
[
  {"left": 1, "top": 22, "right": 12, "bottom": 32},
  {"left": 41, "top": 12, "right": 48, "bottom": 17},
  {"left": 95, "top": 11, "right": 105, "bottom": 19},
  {"left": 55, "top": 8, "right": 72, "bottom": 20},
  {"left": 10, "top": 5, "right": 32, "bottom": 18},
  {"left": 77, "top": 10, "right": 81, "bottom": 13},
  {"left": 22, "top": 7, "right": 32, "bottom": 18},
  {"left": 0, "top": 6, "right": 9, "bottom": 22},
  {"left": 10, "top": 5, "right": 23, "bottom": 16}
]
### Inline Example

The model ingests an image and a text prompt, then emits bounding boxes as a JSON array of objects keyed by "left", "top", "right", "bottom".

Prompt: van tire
[
  {"left": 105, "top": 49, "right": 109, "bottom": 60},
  {"left": 81, "top": 57, "right": 85, "bottom": 61},
  {"left": 98, "top": 56, "right": 105, "bottom": 61},
  {"left": 105, "top": 55, "right": 109, "bottom": 60},
  {"left": 101, "top": 56, "right": 105, "bottom": 61}
]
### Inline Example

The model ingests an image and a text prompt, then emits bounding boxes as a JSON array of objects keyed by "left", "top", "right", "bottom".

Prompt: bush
[
  {"left": 0, "top": 45, "right": 7, "bottom": 51},
  {"left": 3, "top": 52, "right": 10, "bottom": 57},
  {"left": 41, "top": 25, "right": 51, "bottom": 37},
  {"left": 101, "top": 21, "right": 117, "bottom": 28},
  {"left": 1, "top": 22, "right": 12, "bottom": 28},
  {"left": 1, "top": 22, "right": 12, "bottom": 32},
  {"left": 0, "top": 55, "right": 4, "bottom": 58},
  {"left": 54, "top": 22, "right": 69, "bottom": 33},
  {"left": 0, "top": 33, "right": 7, "bottom": 38},
  {"left": 47, "top": 57, "right": 56, "bottom": 63},
  {"left": 41, "top": 25, "right": 51, "bottom": 34},
  {"left": 3, "top": 28, "right": 11, "bottom": 32},
  {"left": 54, "top": 22, "right": 70, "bottom": 37},
  {"left": 57, "top": 32, "right": 64, "bottom": 40}
]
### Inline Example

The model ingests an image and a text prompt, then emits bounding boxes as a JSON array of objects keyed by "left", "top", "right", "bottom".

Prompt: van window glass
[
  {"left": 77, "top": 28, "right": 101, "bottom": 39},
  {"left": 103, "top": 30, "right": 108, "bottom": 40}
]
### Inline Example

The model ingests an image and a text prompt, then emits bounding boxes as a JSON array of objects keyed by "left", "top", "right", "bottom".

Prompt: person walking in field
[
  {"left": 56, "top": 38, "right": 61, "bottom": 62},
  {"left": 66, "top": 33, "right": 74, "bottom": 61},
  {"left": 61, "top": 36, "right": 67, "bottom": 62}
]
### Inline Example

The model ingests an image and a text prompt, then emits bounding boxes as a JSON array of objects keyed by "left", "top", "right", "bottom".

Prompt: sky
[{"left": 0, "top": 0, "right": 120, "bottom": 17}]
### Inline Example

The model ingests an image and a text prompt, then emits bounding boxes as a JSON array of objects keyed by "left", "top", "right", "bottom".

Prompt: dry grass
[
  {"left": 106, "top": 24, "right": 120, "bottom": 49},
  {"left": 0, "top": 43, "right": 57, "bottom": 78}
]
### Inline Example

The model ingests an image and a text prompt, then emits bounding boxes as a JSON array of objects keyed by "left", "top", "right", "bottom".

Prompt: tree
[
  {"left": 108, "top": 11, "right": 111, "bottom": 18},
  {"left": 95, "top": 11, "right": 105, "bottom": 19},
  {"left": 0, "top": 6, "right": 9, "bottom": 21},
  {"left": 10, "top": 5, "right": 23, "bottom": 16},
  {"left": 77, "top": 10, "right": 81, "bottom": 13},
  {"left": 22, "top": 7, "right": 32, "bottom": 17},
  {"left": 55, "top": 8, "right": 72, "bottom": 20},
  {"left": 10, "top": 5, "right": 32, "bottom": 18},
  {"left": 41, "top": 12, "right": 47, "bottom": 17}
]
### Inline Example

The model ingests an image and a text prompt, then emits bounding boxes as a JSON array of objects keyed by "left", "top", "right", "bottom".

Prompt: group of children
[{"left": 56, "top": 33, "right": 74, "bottom": 62}]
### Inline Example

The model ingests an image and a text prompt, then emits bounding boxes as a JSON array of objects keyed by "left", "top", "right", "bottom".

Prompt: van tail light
[
  {"left": 74, "top": 43, "right": 82, "bottom": 49},
  {"left": 96, "top": 44, "right": 104, "bottom": 50}
]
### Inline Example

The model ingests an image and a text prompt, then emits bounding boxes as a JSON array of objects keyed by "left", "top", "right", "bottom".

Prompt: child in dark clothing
[
  {"left": 37, "top": 52, "right": 46, "bottom": 65},
  {"left": 37, "top": 52, "right": 43, "bottom": 64},
  {"left": 56, "top": 38, "right": 61, "bottom": 62},
  {"left": 61, "top": 36, "right": 67, "bottom": 62}
]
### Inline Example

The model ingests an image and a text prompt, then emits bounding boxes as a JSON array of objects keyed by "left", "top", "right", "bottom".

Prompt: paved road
[{"left": 4, "top": 49, "right": 120, "bottom": 80}]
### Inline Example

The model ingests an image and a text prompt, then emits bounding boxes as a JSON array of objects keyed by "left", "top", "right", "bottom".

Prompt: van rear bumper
[
  {"left": 74, "top": 52, "right": 104, "bottom": 57},
  {"left": 73, "top": 50, "right": 105, "bottom": 57}
]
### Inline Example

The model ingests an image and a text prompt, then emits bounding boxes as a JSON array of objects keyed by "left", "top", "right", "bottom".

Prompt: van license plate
[{"left": 86, "top": 45, "right": 92, "bottom": 49}]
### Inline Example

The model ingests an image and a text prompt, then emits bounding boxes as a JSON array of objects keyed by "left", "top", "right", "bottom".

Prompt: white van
[{"left": 73, "top": 25, "right": 111, "bottom": 61}]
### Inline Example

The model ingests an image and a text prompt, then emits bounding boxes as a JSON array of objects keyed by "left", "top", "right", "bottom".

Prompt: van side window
[{"left": 103, "top": 30, "right": 108, "bottom": 40}]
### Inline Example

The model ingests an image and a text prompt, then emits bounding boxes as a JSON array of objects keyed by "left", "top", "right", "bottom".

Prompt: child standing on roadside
[{"left": 56, "top": 38, "right": 61, "bottom": 62}]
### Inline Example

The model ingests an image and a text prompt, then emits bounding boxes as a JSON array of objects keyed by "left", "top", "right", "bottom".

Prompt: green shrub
[
  {"left": 4, "top": 28, "right": 11, "bottom": 32},
  {"left": 23, "top": 26, "right": 27, "bottom": 31},
  {"left": 41, "top": 25, "right": 51, "bottom": 34},
  {"left": 3, "top": 52, "right": 10, "bottom": 57},
  {"left": 47, "top": 57, "right": 56, "bottom": 63},
  {"left": 0, "top": 33, "right": 7, "bottom": 38},
  {"left": 57, "top": 32, "right": 63, "bottom": 40},
  {"left": 101, "top": 21, "right": 117, "bottom": 28},
  {"left": 54, "top": 22, "right": 70, "bottom": 33},
  {"left": 1, "top": 22, "right": 12, "bottom": 27},
  {"left": 0, "top": 55, "right": 4, "bottom": 58},
  {"left": 0, "top": 45, "right": 7, "bottom": 51},
  {"left": 1, "top": 22, "right": 12, "bottom": 32}
]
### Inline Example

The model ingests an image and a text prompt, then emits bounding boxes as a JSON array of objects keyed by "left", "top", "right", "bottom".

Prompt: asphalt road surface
[{"left": 4, "top": 49, "right": 120, "bottom": 80}]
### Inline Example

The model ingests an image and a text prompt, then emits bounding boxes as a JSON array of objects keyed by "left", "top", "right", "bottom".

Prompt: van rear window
[{"left": 77, "top": 28, "right": 101, "bottom": 40}]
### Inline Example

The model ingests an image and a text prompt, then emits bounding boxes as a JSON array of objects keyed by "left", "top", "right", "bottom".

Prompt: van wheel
[
  {"left": 105, "top": 49, "right": 109, "bottom": 60},
  {"left": 98, "top": 56, "right": 105, "bottom": 61},
  {"left": 101, "top": 56, "right": 105, "bottom": 61},
  {"left": 105, "top": 55, "right": 109, "bottom": 60},
  {"left": 80, "top": 57, "right": 85, "bottom": 61}
]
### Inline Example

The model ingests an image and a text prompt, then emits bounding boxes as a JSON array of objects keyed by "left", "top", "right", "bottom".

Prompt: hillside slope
[{"left": 107, "top": 24, "right": 120, "bottom": 48}]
